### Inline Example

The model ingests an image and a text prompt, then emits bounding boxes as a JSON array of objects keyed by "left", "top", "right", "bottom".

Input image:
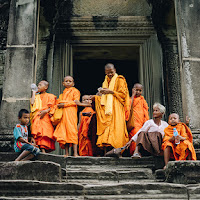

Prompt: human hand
[
  {"left": 125, "top": 140, "right": 132, "bottom": 149},
  {"left": 100, "top": 88, "right": 114, "bottom": 94},
  {"left": 132, "top": 88, "right": 136, "bottom": 97},
  {"left": 186, "top": 116, "right": 190, "bottom": 125},
  {"left": 39, "top": 110, "right": 48, "bottom": 119},
  {"left": 90, "top": 95, "right": 96, "bottom": 100},
  {"left": 57, "top": 103, "right": 65, "bottom": 108}
]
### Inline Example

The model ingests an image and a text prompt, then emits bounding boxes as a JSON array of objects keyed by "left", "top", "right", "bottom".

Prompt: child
[
  {"left": 128, "top": 83, "right": 149, "bottom": 155},
  {"left": 162, "top": 113, "right": 196, "bottom": 169},
  {"left": 53, "top": 76, "right": 80, "bottom": 157},
  {"left": 30, "top": 80, "right": 56, "bottom": 153},
  {"left": 14, "top": 109, "right": 40, "bottom": 161},
  {"left": 76, "top": 95, "right": 95, "bottom": 156}
]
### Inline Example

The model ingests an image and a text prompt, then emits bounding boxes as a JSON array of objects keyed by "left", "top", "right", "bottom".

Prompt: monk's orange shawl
[
  {"left": 78, "top": 107, "right": 95, "bottom": 156},
  {"left": 95, "top": 75, "right": 130, "bottom": 148},
  {"left": 53, "top": 87, "right": 80, "bottom": 149},
  {"left": 30, "top": 93, "right": 56, "bottom": 151},
  {"left": 162, "top": 123, "right": 196, "bottom": 160}
]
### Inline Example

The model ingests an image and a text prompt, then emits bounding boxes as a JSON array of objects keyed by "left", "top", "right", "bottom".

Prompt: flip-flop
[{"left": 131, "top": 153, "right": 141, "bottom": 159}]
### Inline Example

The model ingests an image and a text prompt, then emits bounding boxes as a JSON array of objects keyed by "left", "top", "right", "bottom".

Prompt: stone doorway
[{"left": 73, "top": 46, "right": 139, "bottom": 96}]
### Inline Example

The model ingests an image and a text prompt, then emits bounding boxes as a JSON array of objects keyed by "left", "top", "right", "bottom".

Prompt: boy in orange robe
[
  {"left": 30, "top": 80, "right": 56, "bottom": 153},
  {"left": 128, "top": 83, "right": 149, "bottom": 155},
  {"left": 53, "top": 76, "right": 80, "bottom": 157},
  {"left": 76, "top": 95, "right": 95, "bottom": 156},
  {"left": 162, "top": 113, "right": 196, "bottom": 169}
]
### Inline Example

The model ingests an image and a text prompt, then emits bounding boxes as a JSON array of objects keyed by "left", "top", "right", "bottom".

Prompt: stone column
[
  {"left": 162, "top": 33, "right": 183, "bottom": 121},
  {"left": 0, "top": 0, "right": 39, "bottom": 151},
  {"left": 175, "top": 0, "right": 200, "bottom": 130}
]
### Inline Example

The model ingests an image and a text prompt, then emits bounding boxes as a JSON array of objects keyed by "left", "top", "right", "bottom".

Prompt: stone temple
[{"left": 1, "top": 0, "right": 200, "bottom": 199}]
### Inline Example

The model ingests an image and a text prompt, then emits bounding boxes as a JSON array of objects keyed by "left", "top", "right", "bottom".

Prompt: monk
[
  {"left": 30, "top": 80, "right": 56, "bottom": 153},
  {"left": 53, "top": 76, "right": 80, "bottom": 157},
  {"left": 128, "top": 83, "right": 149, "bottom": 155},
  {"left": 93, "top": 63, "right": 130, "bottom": 154},
  {"left": 162, "top": 113, "right": 196, "bottom": 169},
  {"left": 76, "top": 95, "right": 95, "bottom": 156}
]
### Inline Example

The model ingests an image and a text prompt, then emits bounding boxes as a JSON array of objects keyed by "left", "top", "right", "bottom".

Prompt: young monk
[
  {"left": 128, "top": 83, "right": 149, "bottom": 155},
  {"left": 162, "top": 113, "right": 196, "bottom": 169},
  {"left": 30, "top": 80, "right": 56, "bottom": 153},
  {"left": 53, "top": 76, "right": 80, "bottom": 157},
  {"left": 76, "top": 95, "right": 95, "bottom": 156}
]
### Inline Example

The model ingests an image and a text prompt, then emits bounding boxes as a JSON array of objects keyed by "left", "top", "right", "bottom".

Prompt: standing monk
[
  {"left": 30, "top": 80, "right": 56, "bottom": 153},
  {"left": 128, "top": 83, "right": 149, "bottom": 155},
  {"left": 94, "top": 63, "right": 130, "bottom": 154},
  {"left": 53, "top": 76, "right": 80, "bottom": 157}
]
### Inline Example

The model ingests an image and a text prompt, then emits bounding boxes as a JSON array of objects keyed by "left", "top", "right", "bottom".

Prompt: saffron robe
[
  {"left": 162, "top": 123, "right": 196, "bottom": 160},
  {"left": 30, "top": 93, "right": 56, "bottom": 152},
  {"left": 129, "top": 96, "right": 149, "bottom": 155},
  {"left": 78, "top": 107, "right": 95, "bottom": 156},
  {"left": 53, "top": 87, "right": 80, "bottom": 149},
  {"left": 95, "top": 75, "right": 130, "bottom": 149}
]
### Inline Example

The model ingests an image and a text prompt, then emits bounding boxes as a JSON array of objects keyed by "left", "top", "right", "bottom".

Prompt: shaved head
[
  {"left": 40, "top": 80, "right": 49, "bottom": 88},
  {"left": 133, "top": 83, "right": 143, "bottom": 89},
  {"left": 169, "top": 113, "right": 179, "bottom": 119},
  {"left": 64, "top": 75, "right": 74, "bottom": 82},
  {"left": 105, "top": 63, "right": 115, "bottom": 70}
]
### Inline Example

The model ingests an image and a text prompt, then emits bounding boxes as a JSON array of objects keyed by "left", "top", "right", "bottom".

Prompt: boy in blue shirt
[{"left": 14, "top": 109, "right": 40, "bottom": 161}]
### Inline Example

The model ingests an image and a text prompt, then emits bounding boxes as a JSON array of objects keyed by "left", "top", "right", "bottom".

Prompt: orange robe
[
  {"left": 53, "top": 87, "right": 80, "bottom": 149},
  {"left": 31, "top": 93, "right": 56, "bottom": 152},
  {"left": 162, "top": 123, "right": 196, "bottom": 160},
  {"left": 95, "top": 75, "right": 130, "bottom": 149},
  {"left": 129, "top": 96, "right": 149, "bottom": 155},
  {"left": 78, "top": 107, "right": 95, "bottom": 156}
]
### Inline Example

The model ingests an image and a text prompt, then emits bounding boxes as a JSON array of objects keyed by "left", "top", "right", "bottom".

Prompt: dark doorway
[{"left": 73, "top": 46, "right": 139, "bottom": 97}]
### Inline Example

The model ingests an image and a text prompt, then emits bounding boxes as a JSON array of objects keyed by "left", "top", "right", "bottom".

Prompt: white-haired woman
[{"left": 126, "top": 103, "right": 168, "bottom": 158}]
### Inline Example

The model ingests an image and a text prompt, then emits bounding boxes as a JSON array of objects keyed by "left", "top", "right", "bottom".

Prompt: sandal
[{"left": 131, "top": 153, "right": 141, "bottom": 159}]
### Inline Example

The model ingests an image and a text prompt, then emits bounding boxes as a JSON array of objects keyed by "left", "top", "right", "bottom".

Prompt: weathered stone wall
[{"left": 0, "top": 0, "right": 10, "bottom": 103}]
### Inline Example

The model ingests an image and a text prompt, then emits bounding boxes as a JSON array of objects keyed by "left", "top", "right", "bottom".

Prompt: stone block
[
  {"left": 0, "top": 161, "right": 61, "bottom": 182},
  {"left": 7, "top": 0, "right": 37, "bottom": 45},
  {"left": 165, "top": 161, "right": 200, "bottom": 184}
]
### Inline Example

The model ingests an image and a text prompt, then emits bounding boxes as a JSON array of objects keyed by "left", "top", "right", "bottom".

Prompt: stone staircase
[{"left": 1, "top": 152, "right": 200, "bottom": 199}]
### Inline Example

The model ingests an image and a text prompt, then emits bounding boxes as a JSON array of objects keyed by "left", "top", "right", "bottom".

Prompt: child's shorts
[{"left": 21, "top": 144, "right": 40, "bottom": 156}]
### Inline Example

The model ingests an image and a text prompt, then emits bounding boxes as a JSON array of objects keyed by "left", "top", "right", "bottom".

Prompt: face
[
  {"left": 168, "top": 113, "right": 179, "bottom": 126},
  {"left": 37, "top": 81, "right": 48, "bottom": 93},
  {"left": 153, "top": 106, "right": 163, "bottom": 118},
  {"left": 19, "top": 113, "right": 30, "bottom": 125},
  {"left": 82, "top": 95, "right": 92, "bottom": 104},
  {"left": 133, "top": 85, "right": 143, "bottom": 97},
  {"left": 63, "top": 76, "right": 74, "bottom": 88},
  {"left": 105, "top": 67, "right": 116, "bottom": 79}
]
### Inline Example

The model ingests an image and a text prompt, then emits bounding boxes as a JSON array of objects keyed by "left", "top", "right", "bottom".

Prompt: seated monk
[{"left": 162, "top": 113, "right": 196, "bottom": 169}]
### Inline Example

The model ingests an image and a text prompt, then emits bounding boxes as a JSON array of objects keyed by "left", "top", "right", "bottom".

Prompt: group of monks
[{"left": 29, "top": 63, "right": 197, "bottom": 166}]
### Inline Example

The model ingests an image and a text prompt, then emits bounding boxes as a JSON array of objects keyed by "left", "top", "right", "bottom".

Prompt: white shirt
[{"left": 131, "top": 119, "right": 169, "bottom": 142}]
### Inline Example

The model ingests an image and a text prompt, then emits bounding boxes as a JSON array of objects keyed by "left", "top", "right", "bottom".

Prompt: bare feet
[{"left": 163, "top": 166, "right": 167, "bottom": 170}]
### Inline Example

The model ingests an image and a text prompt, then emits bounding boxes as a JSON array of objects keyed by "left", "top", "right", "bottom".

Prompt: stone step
[
  {"left": 0, "top": 180, "right": 188, "bottom": 199},
  {"left": 64, "top": 168, "right": 154, "bottom": 182}
]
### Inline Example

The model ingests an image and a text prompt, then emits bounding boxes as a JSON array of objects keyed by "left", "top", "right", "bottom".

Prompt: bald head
[
  {"left": 105, "top": 63, "right": 115, "bottom": 70},
  {"left": 64, "top": 75, "right": 74, "bottom": 82},
  {"left": 40, "top": 80, "right": 49, "bottom": 87},
  {"left": 168, "top": 113, "right": 180, "bottom": 126},
  {"left": 133, "top": 83, "right": 143, "bottom": 89}
]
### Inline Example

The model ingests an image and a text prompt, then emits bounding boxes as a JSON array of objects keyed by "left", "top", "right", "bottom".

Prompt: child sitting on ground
[
  {"left": 162, "top": 113, "right": 196, "bottom": 169},
  {"left": 14, "top": 109, "right": 40, "bottom": 161}
]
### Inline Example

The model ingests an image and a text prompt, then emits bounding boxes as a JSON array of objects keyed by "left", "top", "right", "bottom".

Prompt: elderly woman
[{"left": 126, "top": 102, "right": 168, "bottom": 158}]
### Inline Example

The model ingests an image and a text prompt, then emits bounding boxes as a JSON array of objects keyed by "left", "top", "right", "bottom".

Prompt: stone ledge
[
  {"left": 0, "top": 161, "right": 61, "bottom": 182},
  {"left": 165, "top": 161, "right": 200, "bottom": 184}
]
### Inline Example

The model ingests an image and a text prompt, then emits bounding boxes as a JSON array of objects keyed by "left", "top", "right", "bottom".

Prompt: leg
[
  {"left": 73, "top": 144, "right": 79, "bottom": 157},
  {"left": 21, "top": 153, "right": 35, "bottom": 161},
  {"left": 64, "top": 143, "right": 69, "bottom": 157},
  {"left": 15, "top": 150, "right": 31, "bottom": 161},
  {"left": 40, "top": 148, "right": 46, "bottom": 153},
  {"left": 187, "top": 149, "right": 192, "bottom": 160},
  {"left": 163, "top": 146, "right": 171, "bottom": 169}
]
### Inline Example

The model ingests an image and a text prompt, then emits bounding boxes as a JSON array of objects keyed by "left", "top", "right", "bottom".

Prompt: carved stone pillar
[{"left": 0, "top": 0, "right": 39, "bottom": 151}]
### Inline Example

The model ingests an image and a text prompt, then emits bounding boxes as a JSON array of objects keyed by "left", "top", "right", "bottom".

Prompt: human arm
[
  {"left": 185, "top": 116, "right": 190, "bottom": 126},
  {"left": 74, "top": 100, "right": 92, "bottom": 107},
  {"left": 30, "top": 91, "right": 37, "bottom": 105},
  {"left": 39, "top": 107, "right": 51, "bottom": 119}
]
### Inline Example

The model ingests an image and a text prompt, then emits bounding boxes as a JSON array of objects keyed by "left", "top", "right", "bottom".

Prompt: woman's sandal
[{"left": 131, "top": 153, "right": 141, "bottom": 159}]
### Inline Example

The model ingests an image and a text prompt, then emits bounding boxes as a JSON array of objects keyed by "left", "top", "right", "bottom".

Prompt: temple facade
[{"left": 0, "top": 0, "right": 200, "bottom": 152}]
